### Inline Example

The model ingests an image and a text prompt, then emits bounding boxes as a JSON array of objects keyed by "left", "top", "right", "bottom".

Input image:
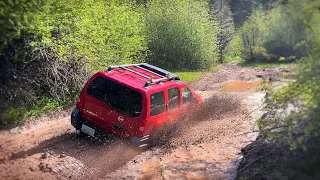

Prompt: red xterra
[{"left": 71, "top": 63, "right": 203, "bottom": 147}]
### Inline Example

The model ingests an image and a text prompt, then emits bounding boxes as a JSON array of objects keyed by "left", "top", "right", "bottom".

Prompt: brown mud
[{"left": 0, "top": 62, "right": 289, "bottom": 179}]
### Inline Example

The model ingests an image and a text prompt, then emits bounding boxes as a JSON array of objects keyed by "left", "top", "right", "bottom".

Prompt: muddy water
[
  {"left": 106, "top": 92, "right": 265, "bottom": 180},
  {"left": 217, "top": 80, "right": 267, "bottom": 92}
]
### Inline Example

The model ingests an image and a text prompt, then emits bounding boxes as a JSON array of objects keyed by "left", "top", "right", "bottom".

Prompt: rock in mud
[
  {"left": 256, "top": 74, "right": 263, "bottom": 78},
  {"left": 41, "top": 152, "right": 49, "bottom": 159},
  {"left": 38, "top": 163, "right": 52, "bottom": 172},
  {"left": 59, "top": 154, "right": 66, "bottom": 158}
]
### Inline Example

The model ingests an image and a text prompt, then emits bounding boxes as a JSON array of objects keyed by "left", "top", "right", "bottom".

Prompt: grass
[
  {"left": 0, "top": 98, "right": 60, "bottom": 129},
  {"left": 241, "top": 61, "right": 296, "bottom": 68},
  {"left": 173, "top": 72, "right": 203, "bottom": 83},
  {"left": 172, "top": 65, "right": 221, "bottom": 83}
]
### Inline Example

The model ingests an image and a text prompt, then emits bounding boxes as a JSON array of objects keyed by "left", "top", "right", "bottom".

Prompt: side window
[
  {"left": 182, "top": 87, "right": 192, "bottom": 104},
  {"left": 150, "top": 91, "right": 165, "bottom": 116},
  {"left": 168, "top": 87, "right": 180, "bottom": 110}
]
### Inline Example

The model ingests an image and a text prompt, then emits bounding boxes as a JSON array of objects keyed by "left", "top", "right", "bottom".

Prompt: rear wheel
[{"left": 137, "top": 125, "right": 171, "bottom": 150}]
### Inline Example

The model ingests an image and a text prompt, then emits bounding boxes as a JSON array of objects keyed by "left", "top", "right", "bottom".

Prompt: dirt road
[{"left": 0, "top": 63, "right": 287, "bottom": 180}]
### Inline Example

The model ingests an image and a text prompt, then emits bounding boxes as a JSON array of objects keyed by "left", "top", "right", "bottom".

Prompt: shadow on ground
[{"left": 10, "top": 132, "right": 142, "bottom": 178}]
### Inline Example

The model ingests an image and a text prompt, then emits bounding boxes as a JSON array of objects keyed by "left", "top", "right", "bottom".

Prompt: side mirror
[{"left": 191, "top": 97, "right": 198, "bottom": 104}]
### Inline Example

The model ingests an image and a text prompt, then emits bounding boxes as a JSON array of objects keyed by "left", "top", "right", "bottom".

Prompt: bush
[
  {"left": 263, "top": 4, "right": 307, "bottom": 58},
  {"left": 0, "top": 0, "right": 147, "bottom": 126},
  {"left": 231, "top": 2, "right": 309, "bottom": 63},
  {"left": 146, "top": 0, "right": 218, "bottom": 70}
]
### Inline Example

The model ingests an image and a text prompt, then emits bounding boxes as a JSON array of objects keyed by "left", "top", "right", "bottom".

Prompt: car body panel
[{"left": 72, "top": 63, "right": 203, "bottom": 140}]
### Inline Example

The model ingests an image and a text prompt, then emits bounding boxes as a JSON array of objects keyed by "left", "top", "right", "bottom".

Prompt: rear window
[{"left": 86, "top": 76, "right": 142, "bottom": 117}]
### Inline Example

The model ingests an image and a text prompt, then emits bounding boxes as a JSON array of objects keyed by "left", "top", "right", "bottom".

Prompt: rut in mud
[{"left": 0, "top": 63, "right": 288, "bottom": 179}]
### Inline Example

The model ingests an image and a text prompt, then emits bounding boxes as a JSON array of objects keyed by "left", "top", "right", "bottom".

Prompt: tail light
[{"left": 136, "top": 120, "right": 147, "bottom": 136}]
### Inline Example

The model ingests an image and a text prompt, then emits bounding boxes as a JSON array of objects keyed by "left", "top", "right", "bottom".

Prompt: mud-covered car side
[{"left": 71, "top": 63, "right": 202, "bottom": 145}]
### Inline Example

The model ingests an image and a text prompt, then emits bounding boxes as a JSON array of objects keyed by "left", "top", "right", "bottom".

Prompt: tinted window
[
  {"left": 182, "top": 87, "right": 192, "bottom": 104},
  {"left": 150, "top": 91, "right": 165, "bottom": 116},
  {"left": 87, "top": 76, "right": 142, "bottom": 117},
  {"left": 168, "top": 87, "right": 180, "bottom": 110}
]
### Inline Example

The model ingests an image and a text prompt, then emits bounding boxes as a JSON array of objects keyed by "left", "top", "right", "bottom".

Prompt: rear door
[
  {"left": 146, "top": 90, "right": 168, "bottom": 133},
  {"left": 167, "top": 87, "right": 182, "bottom": 124}
]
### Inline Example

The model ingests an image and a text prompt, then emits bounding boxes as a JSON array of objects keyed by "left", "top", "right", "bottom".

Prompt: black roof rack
[{"left": 106, "top": 63, "right": 180, "bottom": 87}]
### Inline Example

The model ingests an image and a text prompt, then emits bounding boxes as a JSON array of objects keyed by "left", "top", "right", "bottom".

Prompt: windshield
[{"left": 86, "top": 76, "right": 142, "bottom": 117}]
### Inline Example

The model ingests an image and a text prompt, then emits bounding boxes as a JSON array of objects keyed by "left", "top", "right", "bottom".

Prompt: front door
[{"left": 180, "top": 86, "right": 195, "bottom": 115}]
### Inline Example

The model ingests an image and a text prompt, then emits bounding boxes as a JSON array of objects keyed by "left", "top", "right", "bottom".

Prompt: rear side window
[
  {"left": 168, "top": 87, "right": 180, "bottom": 110},
  {"left": 150, "top": 91, "right": 165, "bottom": 116},
  {"left": 182, "top": 87, "right": 192, "bottom": 104},
  {"left": 86, "top": 76, "right": 142, "bottom": 117}
]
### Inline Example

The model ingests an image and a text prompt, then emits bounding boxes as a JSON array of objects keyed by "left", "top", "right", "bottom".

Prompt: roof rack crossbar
[
  {"left": 144, "top": 76, "right": 176, "bottom": 87},
  {"left": 133, "top": 65, "right": 165, "bottom": 78},
  {"left": 106, "top": 63, "right": 181, "bottom": 87},
  {"left": 139, "top": 63, "right": 180, "bottom": 81},
  {"left": 108, "top": 63, "right": 141, "bottom": 71},
  {"left": 153, "top": 77, "right": 170, "bottom": 83},
  {"left": 120, "top": 66, "right": 151, "bottom": 79}
]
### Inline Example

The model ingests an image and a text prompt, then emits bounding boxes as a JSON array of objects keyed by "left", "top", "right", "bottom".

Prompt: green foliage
[
  {"left": 208, "top": 0, "right": 235, "bottom": 63},
  {"left": 0, "top": 0, "right": 37, "bottom": 51},
  {"left": 0, "top": 98, "right": 59, "bottom": 128},
  {"left": 253, "top": 1, "right": 320, "bottom": 177},
  {"left": 0, "top": 107, "right": 25, "bottom": 128},
  {"left": 264, "top": 0, "right": 320, "bottom": 144},
  {"left": 31, "top": 0, "right": 147, "bottom": 70},
  {"left": 224, "top": 33, "right": 244, "bottom": 61},
  {"left": 146, "top": 0, "right": 218, "bottom": 70},
  {"left": 230, "top": 1, "right": 311, "bottom": 62},
  {"left": 0, "top": 0, "right": 148, "bottom": 127},
  {"left": 239, "top": 10, "right": 269, "bottom": 62},
  {"left": 262, "top": 4, "right": 307, "bottom": 58}
]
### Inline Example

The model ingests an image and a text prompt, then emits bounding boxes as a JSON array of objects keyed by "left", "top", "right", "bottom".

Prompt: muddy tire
[{"left": 139, "top": 125, "right": 171, "bottom": 149}]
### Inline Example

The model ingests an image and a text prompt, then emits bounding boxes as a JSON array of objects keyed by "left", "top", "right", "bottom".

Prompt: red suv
[{"left": 71, "top": 63, "right": 203, "bottom": 147}]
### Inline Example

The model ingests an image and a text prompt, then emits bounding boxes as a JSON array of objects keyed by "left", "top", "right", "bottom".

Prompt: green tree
[
  {"left": 209, "top": 0, "right": 235, "bottom": 63},
  {"left": 146, "top": 0, "right": 218, "bottom": 70},
  {"left": 239, "top": 10, "right": 268, "bottom": 61}
]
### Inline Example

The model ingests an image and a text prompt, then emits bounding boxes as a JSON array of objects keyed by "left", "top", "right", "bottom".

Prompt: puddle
[{"left": 218, "top": 80, "right": 267, "bottom": 92}]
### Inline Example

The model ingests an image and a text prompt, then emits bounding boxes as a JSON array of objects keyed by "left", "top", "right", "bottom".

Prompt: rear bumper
[
  {"left": 71, "top": 107, "right": 147, "bottom": 143},
  {"left": 71, "top": 107, "right": 109, "bottom": 137}
]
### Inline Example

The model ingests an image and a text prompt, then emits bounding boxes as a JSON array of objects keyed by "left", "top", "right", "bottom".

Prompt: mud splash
[{"left": 218, "top": 80, "right": 267, "bottom": 92}]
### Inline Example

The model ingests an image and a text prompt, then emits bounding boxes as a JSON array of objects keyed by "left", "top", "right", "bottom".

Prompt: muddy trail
[{"left": 0, "top": 63, "right": 290, "bottom": 180}]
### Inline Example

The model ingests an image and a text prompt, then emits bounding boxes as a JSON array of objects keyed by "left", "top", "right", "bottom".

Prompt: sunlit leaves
[{"left": 146, "top": 0, "right": 218, "bottom": 70}]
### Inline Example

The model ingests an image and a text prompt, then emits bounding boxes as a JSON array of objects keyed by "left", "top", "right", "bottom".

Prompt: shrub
[
  {"left": 0, "top": 0, "right": 147, "bottom": 126},
  {"left": 146, "top": 0, "right": 218, "bottom": 70}
]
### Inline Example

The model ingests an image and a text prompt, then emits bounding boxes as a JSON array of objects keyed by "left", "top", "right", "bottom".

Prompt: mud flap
[
  {"left": 130, "top": 135, "right": 150, "bottom": 148},
  {"left": 71, "top": 107, "right": 83, "bottom": 130}
]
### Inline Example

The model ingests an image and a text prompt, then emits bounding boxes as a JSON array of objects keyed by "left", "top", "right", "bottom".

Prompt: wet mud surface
[{"left": 0, "top": 63, "right": 288, "bottom": 179}]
